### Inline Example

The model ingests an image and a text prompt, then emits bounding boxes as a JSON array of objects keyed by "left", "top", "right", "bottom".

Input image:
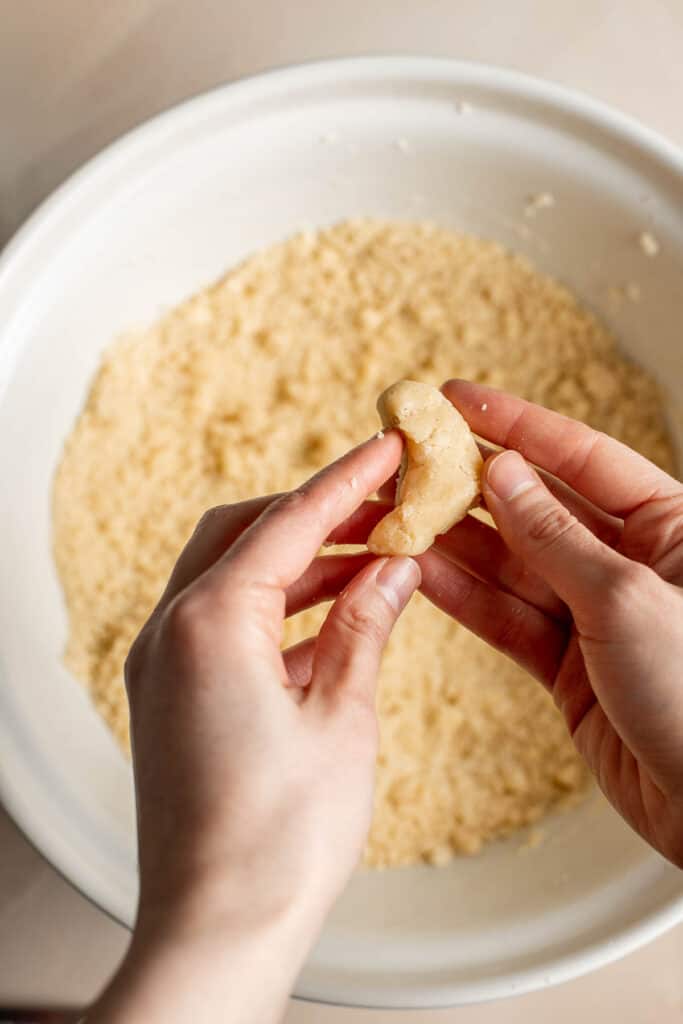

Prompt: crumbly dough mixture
[
  {"left": 53, "top": 220, "right": 675, "bottom": 867},
  {"left": 368, "top": 380, "right": 482, "bottom": 556}
]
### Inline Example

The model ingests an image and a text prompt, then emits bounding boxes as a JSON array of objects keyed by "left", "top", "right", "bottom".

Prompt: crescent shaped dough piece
[{"left": 368, "top": 380, "right": 482, "bottom": 556}]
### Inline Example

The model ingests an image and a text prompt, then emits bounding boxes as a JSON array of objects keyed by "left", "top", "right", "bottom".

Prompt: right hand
[{"left": 419, "top": 381, "right": 683, "bottom": 869}]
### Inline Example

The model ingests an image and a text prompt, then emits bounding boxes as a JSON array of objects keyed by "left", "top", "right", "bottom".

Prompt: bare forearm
[{"left": 85, "top": 906, "right": 317, "bottom": 1024}]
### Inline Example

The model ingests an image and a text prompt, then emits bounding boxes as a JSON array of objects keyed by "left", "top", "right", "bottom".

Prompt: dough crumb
[
  {"left": 638, "top": 230, "right": 660, "bottom": 257},
  {"left": 375, "top": 430, "right": 384, "bottom": 439},
  {"left": 426, "top": 844, "right": 453, "bottom": 867},
  {"left": 481, "top": 402, "right": 488, "bottom": 411},
  {"left": 524, "top": 192, "right": 555, "bottom": 217},
  {"left": 519, "top": 827, "right": 545, "bottom": 852}
]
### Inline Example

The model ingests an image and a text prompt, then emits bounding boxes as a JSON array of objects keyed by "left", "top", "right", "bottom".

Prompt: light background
[{"left": 1, "top": 1, "right": 682, "bottom": 1019}]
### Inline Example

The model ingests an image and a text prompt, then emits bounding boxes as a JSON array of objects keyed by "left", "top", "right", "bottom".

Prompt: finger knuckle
[
  {"left": 123, "top": 630, "right": 149, "bottom": 692},
  {"left": 527, "top": 502, "right": 578, "bottom": 550},
  {"left": 195, "top": 504, "right": 231, "bottom": 534},
  {"left": 492, "top": 607, "right": 527, "bottom": 655},
  {"left": 336, "top": 601, "right": 386, "bottom": 648},
  {"left": 162, "top": 590, "right": 213, "bottom": 650},
  {"left": 273, "top": 488, "right": 308, "bottom": 515},
  {"left": 603, "top": 560, "right": 654, "bottom": 621},
  {"left": 626, "top": 492, "right": 683, "bottom": 571},
  {"left": 124, "top": 603, "right": 165, "bottom": 686}
]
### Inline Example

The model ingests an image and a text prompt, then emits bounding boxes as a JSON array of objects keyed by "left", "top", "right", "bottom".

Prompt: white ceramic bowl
[{"left": 0, "top": 58, "right": 682, "bottom": 1009}]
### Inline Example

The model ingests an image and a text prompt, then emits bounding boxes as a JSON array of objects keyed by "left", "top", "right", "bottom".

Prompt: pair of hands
[{"left": 90, "top": 381, "right": 683, "bottom": 1024}]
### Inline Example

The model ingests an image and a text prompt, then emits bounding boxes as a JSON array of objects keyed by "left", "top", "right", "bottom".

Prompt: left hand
[{"left": 86, "top": 431, "right": 420, "bottom": 1024}]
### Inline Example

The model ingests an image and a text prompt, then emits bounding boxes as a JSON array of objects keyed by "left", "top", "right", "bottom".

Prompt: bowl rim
[{"left": 1, "top": 56, "right": 682, "bottom": 1008}]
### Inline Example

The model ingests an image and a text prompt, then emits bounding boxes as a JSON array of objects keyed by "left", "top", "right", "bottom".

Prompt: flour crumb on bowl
[
  {"left": 638, "top": 230, "right": 660, "bottom": 257},
  {"left": 524, "top": 192, "right": 556, "bottom": 217},
  {"left": 607, "top": 281, "right": 642, "bottom": 310},
  {"left": 519, "top": 827, "right": 545, "bottom": 852}
]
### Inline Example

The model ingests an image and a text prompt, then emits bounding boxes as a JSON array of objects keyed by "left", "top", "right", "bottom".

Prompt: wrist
[{"left": 87, "top": 878, "right": 323, "bottom": 1024}]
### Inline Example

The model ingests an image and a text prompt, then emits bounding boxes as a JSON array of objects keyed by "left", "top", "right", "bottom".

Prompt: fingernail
[
  {"left": 376, "top": 557, "right": 421, "bottom": 611},
  {"left": 486, "top": 450, "right": 537, "bottom": 501}
]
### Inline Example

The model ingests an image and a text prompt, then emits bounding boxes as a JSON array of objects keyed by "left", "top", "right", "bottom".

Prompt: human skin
[
  {"left": 416, "top": 381, "right": 683, "bottom": 869},
  {"left": 346, "top": 382, "right": 683, "bottom": 869},
  {"left": 86, "top": 432, "right": 420, "bottom": 1024},
  {"left": 86, "top": 385, "right": 683, "bottom": 1022}
]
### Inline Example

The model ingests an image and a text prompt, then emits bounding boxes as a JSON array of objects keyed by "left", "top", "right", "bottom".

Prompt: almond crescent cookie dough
[
  {"left": 368, "top": 380, "right": 482, "bottom": 556},
  {"left": 53, "top": 219, "right": 676, "bottom": 867}
]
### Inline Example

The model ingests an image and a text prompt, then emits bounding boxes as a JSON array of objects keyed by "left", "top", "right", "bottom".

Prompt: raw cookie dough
[{"left": 368, "top": 380, "right": 482, "bottom": 555}]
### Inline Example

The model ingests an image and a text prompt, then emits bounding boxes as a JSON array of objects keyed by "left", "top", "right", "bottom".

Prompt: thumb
[
  {"left": 483, "top": 450, "right": 629, "bottom": 624},
  {"left": 311, "top": 557, "right": 420, "bottom": 708}
]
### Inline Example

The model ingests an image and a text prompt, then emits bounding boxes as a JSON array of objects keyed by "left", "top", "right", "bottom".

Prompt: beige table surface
[{"left": 1, "top": 1, "right": 682, "bottom": 1019}]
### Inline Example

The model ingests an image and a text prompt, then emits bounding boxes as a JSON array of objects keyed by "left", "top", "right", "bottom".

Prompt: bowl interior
[{"left": 1, "top": 60, "right": 682, "bottom": 1008}]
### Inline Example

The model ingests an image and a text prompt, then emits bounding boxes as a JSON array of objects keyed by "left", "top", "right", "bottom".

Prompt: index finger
[
  {"left": 158, "top": 495, "right": 276, "bottom": 611},
  {"left": 215, "top": 431, "right": 403, "bottom": 590},
  {"left": 443, "top": 380, "right": 679, "bottom": 516}
]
